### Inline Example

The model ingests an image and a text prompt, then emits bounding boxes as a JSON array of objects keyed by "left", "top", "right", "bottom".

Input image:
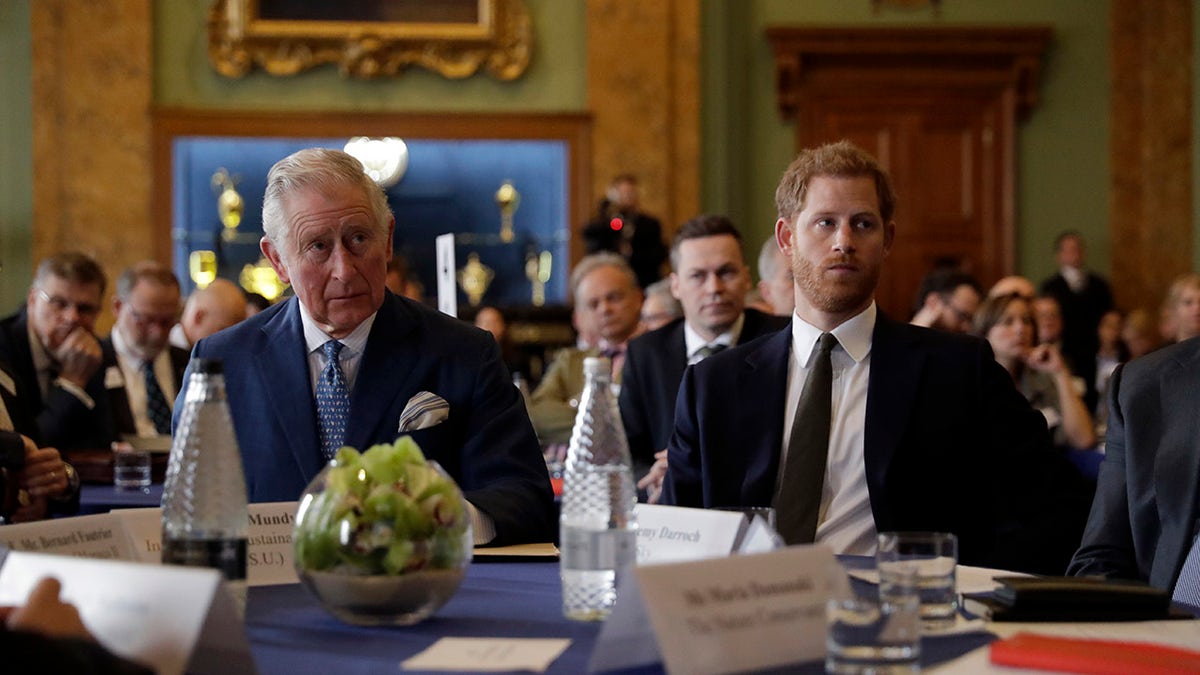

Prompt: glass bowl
[{"left": 292, "top": 441, "right": 473, "bottom": 626}]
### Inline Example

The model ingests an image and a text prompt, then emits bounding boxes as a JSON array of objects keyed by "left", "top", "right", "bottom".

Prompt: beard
[{"left": 791, "top": 253, "right": 880, "bottom": 316}]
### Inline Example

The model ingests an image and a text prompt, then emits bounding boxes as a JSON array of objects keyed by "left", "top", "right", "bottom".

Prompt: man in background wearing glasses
[{"left": 0, "top": 251, "right": 113, "bottom": 454}]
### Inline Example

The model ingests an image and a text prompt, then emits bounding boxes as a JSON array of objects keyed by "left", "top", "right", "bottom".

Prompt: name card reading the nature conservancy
[
  {"left": 0, "top": 513, "right": 134, "bottom": 560},
  {"left": 111, "top": 502, "right": 299, "bottom": 586},
  {"left": 632, "top": 504, "right": 744, "bottom": 564},
  {"left": 0, "top": 550, "right": 254, "bottom": 675},
  {"left": 635, "top": 546, "right": 845, "bottom": 675}
]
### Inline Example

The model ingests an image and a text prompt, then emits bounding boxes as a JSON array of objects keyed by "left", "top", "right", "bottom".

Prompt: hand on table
[{"left": 19, "top": 441, "right": 69, "bottom": 499}]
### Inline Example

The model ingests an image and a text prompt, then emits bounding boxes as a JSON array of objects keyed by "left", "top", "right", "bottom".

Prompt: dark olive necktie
[{"left": 775, "top": 332, "right": 837, "bottom": 545}]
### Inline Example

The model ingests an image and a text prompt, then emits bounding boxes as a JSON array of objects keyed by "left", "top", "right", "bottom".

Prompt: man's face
[
  {"left": 1057, "top": 236, "right": 1084, "bottom": 269},
  {"left": 27, "top": 275, "right": 103, "bottom": 352},
  {"left": 1033, "top": 297, "right": 1064, "bottom": 344},
  {"left": 778, "top": 175, "right": 893, "bottom": 330},
  {"left": 608, "top": 181, "right": 639, "bottom": 212},
  {"left": 576, "top": 266, "right": 642, "bottom": 345},
  {"left": 262, "top": 183, "right": 394, "bottom": 339},
  {"left": 114, "top": 280, "right": 181, "bottom": 360},
  {"left": 933, "top": 285, "right": 980, "bottom": 333},
  {"left": 670, "top": 235, "right": 751, "bottom": 341}
]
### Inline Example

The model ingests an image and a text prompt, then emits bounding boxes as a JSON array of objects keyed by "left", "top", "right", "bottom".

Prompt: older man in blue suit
[
  {"left": 178, "top": 148, "right": 554, "bottom": 546},
  {"left": 661, "top": 141, "right": 1087, "bottom": 574}
]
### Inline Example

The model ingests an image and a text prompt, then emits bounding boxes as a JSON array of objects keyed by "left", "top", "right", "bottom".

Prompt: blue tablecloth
[
  {"left": 78, "top": 483, "right": 163, "bottom": 515},
  {"left": 245, "top": 560, "right": 994, "bottom": 675}
]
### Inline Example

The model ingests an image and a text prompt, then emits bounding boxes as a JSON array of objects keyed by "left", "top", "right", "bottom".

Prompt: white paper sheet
[{"left": 402, "top": 637, "right": 571, "bottom": 672}]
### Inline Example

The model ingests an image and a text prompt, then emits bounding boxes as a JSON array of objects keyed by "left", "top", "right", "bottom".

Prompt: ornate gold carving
[{"left": 207, "top": 0, "right": 532, "bottom": 81}]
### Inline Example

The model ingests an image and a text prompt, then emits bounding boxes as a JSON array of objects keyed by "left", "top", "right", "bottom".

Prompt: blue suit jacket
[
  {"left": 1069, "top": 338, "right": 1200, "bottom": 591},
  {"left": 178, "top": 293, "right": 555, "bottom": 545},
  {"left": 661, "top": 315, "right": 1088, "bottom": 574}
]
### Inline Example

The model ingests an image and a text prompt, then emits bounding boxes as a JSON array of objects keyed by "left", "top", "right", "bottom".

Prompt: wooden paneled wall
[
  {"left": 1109, "top": 0, "right": 1193, "bottom": 313},
  {"left": 586, "top": 0, "right": 701, "bottom": 243}
]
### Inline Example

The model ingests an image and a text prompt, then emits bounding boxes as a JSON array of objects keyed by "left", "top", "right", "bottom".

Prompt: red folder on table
[{"left": 989, "top": 632, "right": 1200, "bottom": 674}]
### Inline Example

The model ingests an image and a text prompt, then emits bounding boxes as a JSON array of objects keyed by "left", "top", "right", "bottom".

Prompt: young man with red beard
[{"left": 660, "top": 141, "right": 1086, "bottom": 575}]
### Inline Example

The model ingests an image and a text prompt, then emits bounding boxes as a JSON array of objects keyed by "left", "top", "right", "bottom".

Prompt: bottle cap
[
  {"left": 192, "top": 358, "right": 224, "bottom": 374},
  {"left": 583, "top": 356, "right": 611, "bottom": 376}
]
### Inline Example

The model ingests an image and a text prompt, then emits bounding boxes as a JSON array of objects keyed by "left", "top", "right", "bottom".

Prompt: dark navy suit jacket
[
  {"left": 1069, "top": 338, "right": 1200, "bottom": 591},
  {"left": 618, "top": 309, "right": 788, "bottom": 470},
  {"left": 177, "top": 292, "right": 555, "bottom": 545},
  {"left": 662, "top": 314, "right": 1087, "bottom": 574}
]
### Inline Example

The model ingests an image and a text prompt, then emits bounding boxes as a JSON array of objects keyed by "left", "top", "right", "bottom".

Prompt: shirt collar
[
  {"left": 684, "top": 313, "right": 745, "bottom": 360},
  {"left": 298, "top": 301, "right": 376, "bottom": 357},
  {"left": 791, "top": 303, "right": 876, "bottom": 366}
]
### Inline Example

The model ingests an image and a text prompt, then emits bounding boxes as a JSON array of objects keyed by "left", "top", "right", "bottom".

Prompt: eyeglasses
[{"left": 35, "top": 289, "right": 100, "bottom": 318}]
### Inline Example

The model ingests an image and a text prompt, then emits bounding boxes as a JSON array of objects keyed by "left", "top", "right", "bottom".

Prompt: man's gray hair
[
  {"left": 261, "top": 148, "right": 392, "bottom": 247},
  {"left": 758, "top": 238, "right": 783, "bottom": 283},
  {"left": 115, "top": 261, "right": 180, "bottom": 301},
  {"left": 569, "top": 252, "right": 637, "bottom": 303}
]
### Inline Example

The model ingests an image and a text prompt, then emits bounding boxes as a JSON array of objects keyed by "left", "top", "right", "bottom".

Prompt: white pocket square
[{"left": 398, "top": 391, "right": 449, "bottom": 432}]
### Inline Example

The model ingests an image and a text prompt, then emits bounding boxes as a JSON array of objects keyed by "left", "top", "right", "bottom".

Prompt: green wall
[
  {"left": 0, "top": 0, "right": 33, "bottom": 311},
  {"left": 155, "top": 0, "right": 587, "bottom": 111},
  {"left": 702, "top": 1, "right": 1111, "bottom": 287}
]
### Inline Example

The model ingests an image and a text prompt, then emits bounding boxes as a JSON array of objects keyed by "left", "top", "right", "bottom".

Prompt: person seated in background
[
  {"left": 529, "top": 253, "right": 643, "bottom": 445},
  {"left": 472, "top": 306, "right": 529, "bottom": 383},
  {"left": 1162, "top": 272, "right": 1200, "bottom": 344},
  {"left": 661, "top": 141, "right": 1084, "bottom": 573},
  {"left": 385, "top": 255, "right": 424, "bottom": 302},
  {"left": 974, "top": 292, "right": 1097, "bottom": 452},
  {"left": 183, "top": 147, "right": 553, "bottom": 545},
  {"left": 619, "top": 214, "right": 788, "bottom": 480},
  {"left": 168, "top": 278, "right": 247, "bottom": 351},
  {"left": 0, "top": 252, "right": 114, "bottom": 454},
  {"left": 756, "top": 237, "right": 795, "bottom": 317},
  {"left": 638, "top": 279, "right": 681, "bottom": 333},
  {"left": 1033, "top": 294, "right": 1065, "bottom": 348},
  {"left": 0, "top": 576, "right": 153, "bottom": 674},
  {"left": 1068, "top": 332, "right": 1200, "bottom": 613},
  {"left": 908, "top": 267, "right": 981, "bottom": 333},
  {"left": 0, "top": 358, "right": 75, "bottom": 523},
  {"left": 101, "top": 262, "right": 190, "bottom": 440},
  {"left": 1093, "top": 308, "right": 1129, "bottom": 424},
  {"left": 1122, "top": 307, "right": 1163, "bottom": 359},
  {"left": 988, "top": 275, "right": 1036, "bottom": 300}
]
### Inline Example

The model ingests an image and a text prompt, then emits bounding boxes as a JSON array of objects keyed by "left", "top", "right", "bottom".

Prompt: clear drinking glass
[
  {"left": 827, "top": 562, "right": 921, "bottom": 674},
  {"left": 877, "top": 531, "right": 958, "bottom": 630},
  {"left": 113, "top": 448, "right": 152, "bottom": 491}
]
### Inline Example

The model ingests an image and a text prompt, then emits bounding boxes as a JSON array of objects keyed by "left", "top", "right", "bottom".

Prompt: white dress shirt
[
  {"left": 684, "top": 314, "right": 746, "bottom": 365},
  {"left": 781, "top": 303, "right": 877, "bottom": 555},
  {"left": 111, "top": 325, "right": 179, "bottom": 438},
  {"left": 296, "top": 303, "right": 496, "bottom": 544}
]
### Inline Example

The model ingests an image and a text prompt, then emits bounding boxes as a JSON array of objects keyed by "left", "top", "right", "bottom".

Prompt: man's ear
[
  {"left": 260, "top": 237, "right": 291, "bottom": 286},
  {"left": 775, "top": 217, "right": 793, "bottom": 257},
  {"left": 883, "top": 220, "right": 896, "bottom": 258}
]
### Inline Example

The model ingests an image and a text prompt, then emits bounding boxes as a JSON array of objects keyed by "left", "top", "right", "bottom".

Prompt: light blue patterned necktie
[
  {"left": 1172, "top": 528, "right": 1200, "bottom": 613},
  {"left": 316, "top": 340, "right": 350, "bottom": 461}
]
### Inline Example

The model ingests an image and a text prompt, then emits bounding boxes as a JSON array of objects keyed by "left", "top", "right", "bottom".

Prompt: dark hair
[
  {"left": 1054, "top": 230, "right": 1083, "bottom": 251},
  {"left": 669, "top": 214, "right": 742, "bottom": 271},
  {"left": 973, "top": 292, "right": 1038, "bottom": 344},
  {"left": 33, "top": 251, "right": 107, "bottom": 296},
  {"left": 911, "top": 268, "right": 982, "bottom": 316},
  {"left": 775, "top": 140, "right": 897, "bottom": 223}
]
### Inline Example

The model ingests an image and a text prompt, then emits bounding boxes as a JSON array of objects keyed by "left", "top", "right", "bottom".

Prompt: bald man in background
[{"left": 169, "top": 278, "right": 248, "bottom": 350}]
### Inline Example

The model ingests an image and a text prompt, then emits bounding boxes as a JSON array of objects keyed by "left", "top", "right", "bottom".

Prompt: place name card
[
  {"left": 111, "top": 502, "right": 299, "bottom": 586},
  {"left": 632, "top": 504, "right": 744, "bottom": 564},
  {"left": 0, "top": 513, "right": 134, "bottom": 560},
  {"left": 592, "top": 545, "right": 846, "bottom": 674},
  {"left": 0, "top": 550, "right": 254, "bottom": 675}
]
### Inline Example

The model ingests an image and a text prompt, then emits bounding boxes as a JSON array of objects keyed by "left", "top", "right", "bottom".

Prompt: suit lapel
[
  {"left": 255, "top": 299, "right": 324, "bottom": 480},
  {"left": 1155, "top": 344, "right": 1200, "bottom": 576},
  {"left": 736, "top": 328, "right": 791, "bottom": 504},
  {"left": 863, "top": 316, "right": 925, "bottom": 503},
  {"left": 346, "top": 295, "right": 420, "bottom": 449}
]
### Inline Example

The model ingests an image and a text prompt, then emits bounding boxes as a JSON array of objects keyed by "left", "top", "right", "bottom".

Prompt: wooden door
[{"left": 768, "top": 27, "right": 1049, "bottom": 320}]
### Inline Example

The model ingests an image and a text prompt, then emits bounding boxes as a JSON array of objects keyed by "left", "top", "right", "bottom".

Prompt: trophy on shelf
[
  {"left": 211, "top": 168, "right": 244, "bottom": 243},
  {"left": 524, "top": 250, "right": 552, "bottom": 307},
  {"left": 495, "top": 180, "right": 520, "bottom": 243},
  {"left": 457, "top": 253, "right": 494, "bottom": 307}
]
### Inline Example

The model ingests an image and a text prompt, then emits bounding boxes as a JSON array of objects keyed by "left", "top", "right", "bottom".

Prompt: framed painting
[{"left": 207, "top": 0, "right": 532, "bottom": 80}]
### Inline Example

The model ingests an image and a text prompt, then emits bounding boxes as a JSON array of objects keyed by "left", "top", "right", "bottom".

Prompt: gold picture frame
[{"left": 207, "top": 0, "right": 532, "bottom": 80}]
